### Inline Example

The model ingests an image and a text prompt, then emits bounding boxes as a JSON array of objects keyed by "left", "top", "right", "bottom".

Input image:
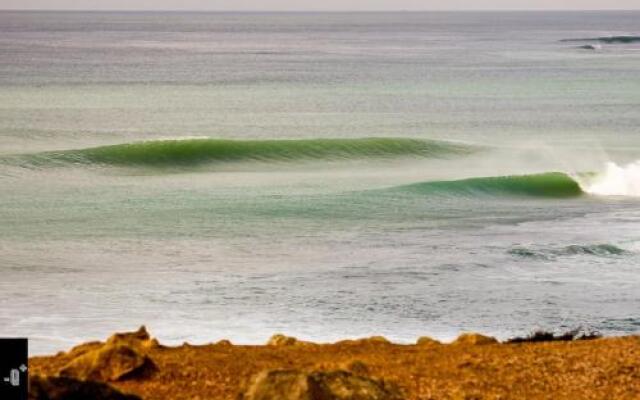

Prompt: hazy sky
[{"left": 1, "top": 0, "right": 639, "bottom": 11}]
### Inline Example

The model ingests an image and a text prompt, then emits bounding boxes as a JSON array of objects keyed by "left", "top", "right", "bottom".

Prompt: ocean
[{"left": 0, "top": 11, "right": 639, "bottom": 355}]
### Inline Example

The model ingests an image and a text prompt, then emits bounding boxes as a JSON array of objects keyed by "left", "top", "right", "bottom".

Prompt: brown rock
[
  {"left": 111, "top": 326, "right": 150, "bottom": 341},
  {"left": 309, "top": 370, "right": 402, "bottom": 400},
  {"left": 361, "top": 336, "right": 390, "bottom": 344},
  {"left": 29, "top": 375, "right": 141, "bottom": 400},
  {"left": 65, "top": 341, "right": 104, "bottom": 359},
  {"left": 241, "top": 370, "right": 311, "bottom": 400},
  {"left": 106, "top": 326, "right": 157, "bottom": 350},
  {"left": 59, "top": 343, "right": 156, "bottom": 382},
  {"left": 453, "top": 333, "right": 498, "bottom": 346},
  {"left": 416, "top": 336, "right": 441, "bottom": 346},
  {"left": 267, "top": 334, "right": 298, "bottom": 346},
  {"left": 267, "top": 334, "right": 310, "bottom": 346},
  {"left": 241, "top": 369, "right": 402, "bottom": 400}
]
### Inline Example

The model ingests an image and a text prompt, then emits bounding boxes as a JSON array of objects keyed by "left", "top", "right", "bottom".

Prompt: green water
[{"left": 1, "top": 11, "right": 639, "bottom": 354}]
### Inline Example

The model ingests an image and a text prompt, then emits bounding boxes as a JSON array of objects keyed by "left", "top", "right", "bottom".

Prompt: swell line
[
  {"left": 4, "top": 137, "right": 477, "bottom": 169},
  {"left": 391, "top": 172, "right": 584, "bottom": 199}
]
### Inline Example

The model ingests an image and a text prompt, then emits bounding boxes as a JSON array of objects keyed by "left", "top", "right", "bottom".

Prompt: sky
[{"left": 1, "top": 0, "right": 639, "bottom": 11}]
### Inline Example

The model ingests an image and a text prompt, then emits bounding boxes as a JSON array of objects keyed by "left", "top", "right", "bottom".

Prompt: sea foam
[{"left": 581, "top": 161, "right": 640, "bottom": 197}]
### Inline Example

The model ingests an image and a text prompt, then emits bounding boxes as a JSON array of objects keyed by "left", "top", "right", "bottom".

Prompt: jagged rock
[
  {"left": 59, "top": 343, "right": 156, "bottom": 382},
  {"left": 416, "top": 336, "right": 441, "bottom": 346},
  {"left": 241, "top": 369, "right": 402, "bottom": 400},
  {"left": 106, "top": 326, "right": 157, "bottom": 350},
  {"left": 453, "top": 333, "right": 498, "bottom": 346},
  {"left": 57, "top": 327, "right": 159, "bottom": 383},
  {"left": 29, "top": 375, "right": 141, "bottom": 400},
  {"left": 65, "top": 341, "right": 104, "bottom": 359}
]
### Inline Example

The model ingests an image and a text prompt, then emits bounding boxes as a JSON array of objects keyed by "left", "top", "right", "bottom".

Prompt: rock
[
  {"left": 240, "top": 369, "right": 402, "bottom": 400},
  {"left": 29, "top": 375, "right": 141, "bottom": 400},
  {"left": 141, "top": 337, "right": 161, "bottom": 350},
  {"left": 215, "top": 339, "right": 233, "bottom": 346},
  {"left": 65, "top": 341, "right": 104, "bottom": 359},
  {"left": 241, "top": 370, "right": 311, "bottom": 400},
  {"left": 59, "top": 343, "right": 156, "bottom": 382},
  {"left": 363, "top": 336, "right": 390, "bottom": 344},
  {"left": 267, "top": 334, "right": 298, "bottom": 346},
  {"left": 453, "top": 333, "right": 498, "bottom": 346},
  {"left": 267, "top": 334, "right": 310, "bottom": 346},
  {"left": 416, "top": 336, "right": 441, "bottom": 346},
  {"left": 106, "top": 326, "right": 156, "bottom": 350},
  {"left": 309, "top": 370, "right": 402, "bottom": 400},
  {"left": 58, "top": 326, "right": 158, "bottom": 383}
]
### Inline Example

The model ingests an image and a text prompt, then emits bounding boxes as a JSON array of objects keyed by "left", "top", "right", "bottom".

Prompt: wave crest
[
  {"left": 10, "top": 137, "right": 475, "bottom": 169},
  {"left": 397, "top": 172, "right": 583, "bottom": 199},
  {"left": 561, "top": 35, "right": 640, "bottom": 44}
]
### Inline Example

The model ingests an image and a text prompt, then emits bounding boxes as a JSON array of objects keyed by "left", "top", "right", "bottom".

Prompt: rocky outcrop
[
  {"left": 64, "top": 341, "right": 104, "bottom": 359},
  {"left": 58, "top": 326, "right": 157, "bottom": 382},
  {"left": 29, "top": 375, "right": 141, "bottom": 400},
  {"left": 453, "top": 333, "right": 498, "bottom": 346},
  {"left": 59, "top": 343, "right": 156, "bottom": 381},
  {"left": 241, "top": 369, "right": 403, "bottom": 400},
  {"left": 105, "top": 326, "right": 160, "bottom": 351}
]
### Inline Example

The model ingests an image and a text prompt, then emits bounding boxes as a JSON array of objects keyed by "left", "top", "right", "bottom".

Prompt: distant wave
[
  {"left": 6, "top": 137, "right": 476, "bottom": 169},
  {"left": 394, "top": 172, "right": 583, "bottom": 199},
  {"left": 509, "top": 244, "right": 627, "bottom": 260},
  {"left": 561, "top": 35, "right": 640, "bottom": 44},
  {"left": 577, "top": 44, "right": 601, "bottom": 51}
]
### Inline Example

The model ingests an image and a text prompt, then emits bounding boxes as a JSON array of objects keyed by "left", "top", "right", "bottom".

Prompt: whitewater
[
  {"left": 1, "top": 11, "right": 639, "bottom": 354},
  {"left": 581, "top": 161, "right": 640, "bottom": 197}
]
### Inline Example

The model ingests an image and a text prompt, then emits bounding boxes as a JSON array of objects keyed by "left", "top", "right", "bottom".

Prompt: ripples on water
[{"left": 0, "top": 11, "right": 639, "bottom": 354}]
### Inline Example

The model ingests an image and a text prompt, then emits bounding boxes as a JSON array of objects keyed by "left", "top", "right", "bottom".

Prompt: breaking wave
[
  {"left": 579, "top": 161, "right": 640, "bottom": 197},
  {"left": 395, "top": 172, "right": 583, "bottom": 199}
]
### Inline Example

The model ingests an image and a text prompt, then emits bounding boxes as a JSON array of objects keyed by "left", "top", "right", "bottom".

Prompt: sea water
[{"left": 0, "top": 11, "right": 639, "bottom": 354}]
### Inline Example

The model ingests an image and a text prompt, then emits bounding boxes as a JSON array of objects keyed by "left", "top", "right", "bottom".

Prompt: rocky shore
[{"left": 29, "top": 327, "right": 640, "bottom": 399}]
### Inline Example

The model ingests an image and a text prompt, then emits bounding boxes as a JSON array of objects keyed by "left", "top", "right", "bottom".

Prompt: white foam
[{"left": 581, "top": 160, "right": 640, "bottom": 197}]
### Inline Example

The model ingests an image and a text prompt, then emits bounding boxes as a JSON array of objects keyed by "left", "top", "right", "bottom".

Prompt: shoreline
[{"left": 29, "top": 326, "right": 640, "bottom": 399}]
